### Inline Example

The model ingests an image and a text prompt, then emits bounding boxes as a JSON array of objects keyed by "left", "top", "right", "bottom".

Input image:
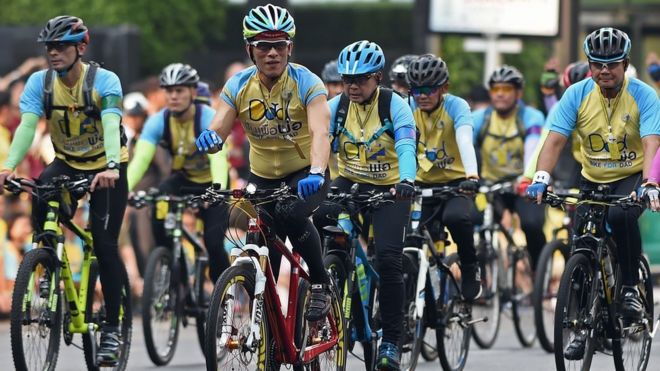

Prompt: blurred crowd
[{"left": 0, "top": 50, "right": 659, "bottom": 318}]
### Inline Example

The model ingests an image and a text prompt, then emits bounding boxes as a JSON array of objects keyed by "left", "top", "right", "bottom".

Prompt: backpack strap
[
  {"left": 160, "top": 109, "right": 173, "bottom": 152},
  {"left": 365, "top": 87, "right": 394, "bottom": 147},
  {"left": 81, "top": 62, "right": 101, "bottom": 121},
  {"left": 476, "top": 104, "right": 526, "bottom": 149},
  {"left": 193, "top": 103, "right": 203, "bottom": 138},
  {"left": 43, "top": 69, "right": 56, "bottom": 120},
  {"left": 331, "top": 93, "right": 352, "bottom": 153}
]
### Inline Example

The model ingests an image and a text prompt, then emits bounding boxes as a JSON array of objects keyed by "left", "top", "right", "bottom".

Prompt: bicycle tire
[
  {"left": 533, "top": 240, "right": 568, "bottom": 353},
  {"left": 437, "top": 253, "right": 470, "bottom": 371},
  {"left": 82, "top": 265, "right": 133, "bottom": 371},
  {"left": 511, "top": 247, "right": 536, "bottom": 347},
  {"left": 324, "top": 253, "right": 348, "bottom": 305},
  {"left": 142, "top": 246, "right": 180, "bottom": 365},
  {"left": 10, "top": 248, "right": 61, "bottom": 371},
  {"left": 612, "top": 255, "right": 654, "bottom": 371},
  {"left": 420, "top": 326, "right": 438, "bottom": 361},
  {"left": 420, "top": 281, "right": 438, "bottom": 362},
  {"left": 554, "top": 253, "right": 596, "bottom": 371},
  {"left": 195, "top": 264, "right": 212, "bottom": 358},
  {"left": 205, "top": 264, "right": 268, "bottom": 371},
  {"left": 471, "top": 240, "right": 501, "bottom": 349},
  {"left": 363, "top": 274, "right": 380, "bottom": 371},
  {"left": 400, "top": 252, "right": 423, "bottom": 371}
]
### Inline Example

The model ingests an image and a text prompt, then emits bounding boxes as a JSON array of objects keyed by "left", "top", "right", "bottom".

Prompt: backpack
[
  {"left": 331, "top": 87, "right": 418, "bottom": 153},
  {"left": 476, "top": 103, "right": 527, "bottom": 149},
  {"left": 43, "top": 62, "right": 127, "bottom": 163},
  {"left": 160, "top": 103, "right": 204, "bottom": 154}
]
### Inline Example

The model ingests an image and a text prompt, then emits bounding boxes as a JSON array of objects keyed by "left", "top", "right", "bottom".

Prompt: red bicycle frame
[{"left": 249, "top": 216, "right": 341, "bottom": 365}]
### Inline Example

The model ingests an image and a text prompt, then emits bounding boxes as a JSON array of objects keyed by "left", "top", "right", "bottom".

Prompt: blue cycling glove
[
  {"left": 526, "top": 182, "right": 548, "bottom": 199},
  {"left": 196, "top": 129, "right": 222, "bottom": 153},
  {"left": 298, "top": 173, "right": 325, "bottom": 199}
]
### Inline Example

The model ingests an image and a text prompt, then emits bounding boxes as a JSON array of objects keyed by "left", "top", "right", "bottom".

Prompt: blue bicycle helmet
[
  {"left": 243, "top": 4, "right": 296, "bottom": 40},
  {"left": 337, "top": 40, "right": 385, "bottom": 76},
  {"left": 38, "top": 15, "right": 89, "bottom": 44},
  {"left": 583, "top": 27, "right": 631, "bottom": 63}
]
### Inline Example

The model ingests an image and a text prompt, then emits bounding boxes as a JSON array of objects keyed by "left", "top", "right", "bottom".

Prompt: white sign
[{"left": 429, "top": 0, "right": 560, "bottom": 37}]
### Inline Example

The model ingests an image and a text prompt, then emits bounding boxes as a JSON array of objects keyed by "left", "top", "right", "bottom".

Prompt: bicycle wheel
[
  {"left": 554, "top": 253, "right": 596, "bottom": 371},
  {"left": 205, "top": 265, "right": 267, "bottom": 371},
  {"left": 10, "top": 248, "right": 61, "bottom": 371},
  {"left": 400, "top": 252, "right": 423, "bottom": 371},
  {"left": 613, "top": 255, "right": 654, "bottom": 371},
  {"left": 195, "top": 259, "right": 212, "bottom": 358},
  {"left": 420, "top": 280, "right": 438, "bottom": 362},
  {"left": 142, "top": 246, "right": 179, "bottom": 365},
  {"left": 82, "top": 265, "right": 133, "bottom": 371},
  {"left": 294, "top": 273, "right": 348, "bottom": 371},
  {"left": 362, "top": 274, "right": 380, "bottom": 371},
  {"left": 471, "top": 240, "right": 501, "bottom": 349},
  {"left": 533, "top": 240, "right": 568, "bottom": 353},
  {"left": 436, "top": 254, "right": 471, "bottom": 371},
  {"left": 323, "top": 253, "right": 348, "bottom": 303},
  {"left": 511, "top": 246, "right": 536, "bottom": 347}
]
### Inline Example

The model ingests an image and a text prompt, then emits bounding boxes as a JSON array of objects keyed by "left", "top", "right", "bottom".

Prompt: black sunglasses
[
  {"left": 410, "top": 86, "right": 441, "bottom": 97},
  {"left": 45, "top": 42, "right": 75, "bottom": 52},
  {"left": 249, "top": 40, "right": 291, "bottom": 52},
  {"left": 341, "top": 73, "right": 374, "bottom": 86}
]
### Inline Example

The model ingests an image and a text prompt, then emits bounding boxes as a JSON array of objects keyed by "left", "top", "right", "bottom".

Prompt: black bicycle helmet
[
  {"left": 321, "top": 60, "right": 341, "bottom": 83},
  {"left": 406, "top": 54, "right": 449, "bottom": 87},
  {"left": 389, "top": 54, "right": 417, "bottom": 83},
  {"left": 583, "top": 27, "right": 631, "bottom": 63},
  {"left": 488, "top": 65, "right": 524, "bottom": 89}
]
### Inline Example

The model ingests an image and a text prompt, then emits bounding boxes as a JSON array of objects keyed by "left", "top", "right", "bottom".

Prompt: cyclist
[
  {"left": 527, "top": 28, "right": 660, "bottom": 357},
  {"left": 321, "top": 59, "right": 343, "bottom": 100},
  {"left": 406, "top": 54, "right": 482, "bottom": 300},
  {"left": 473, "top": 65, "right": 546, "bottom": 270},
  {"left": 127, "top": 63, "right": 231, "bottom": 284},
  {"left": 194, "top": 4, "right": 333, "bottom": 322},
  {"left": 389, "top": 54, "right": 416, "bottom": 97},
  {"left": 0, "top": 15, "right": 129, "bottom": 366},
  {"left": 313, "top": 40, "right": 417, "bottom": 371}
]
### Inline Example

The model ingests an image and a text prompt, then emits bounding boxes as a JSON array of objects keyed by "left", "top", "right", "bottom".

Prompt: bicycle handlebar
[
  {"left": 4, "top": 175, "right": 94, "bottom": 199},
  {"left": 128, "top": 188, "right": 202, "bottom": 209}
]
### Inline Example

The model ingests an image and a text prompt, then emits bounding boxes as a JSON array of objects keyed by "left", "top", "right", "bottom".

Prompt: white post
[{"left": 464, "top": 36, "right": 523, "bottom": 87}]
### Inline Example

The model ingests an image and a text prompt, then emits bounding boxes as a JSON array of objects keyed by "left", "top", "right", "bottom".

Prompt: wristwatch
[
  {"left": 107, "top": 161, "right": 119, "bottom": 172},
  {"left": 309, "top": 166, "right": 325, "bottom": 175}
]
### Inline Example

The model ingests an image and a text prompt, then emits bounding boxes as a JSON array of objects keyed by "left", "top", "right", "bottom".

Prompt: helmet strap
[{"left": 56, "top": 47, "right": 81, "bottom": 78}]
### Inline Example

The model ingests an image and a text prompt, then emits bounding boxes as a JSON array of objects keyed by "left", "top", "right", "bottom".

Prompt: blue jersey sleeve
[
  {"left": 628, "top": 79, "right": 660, "bottom": 137},
  {"left": 444, "top": 94, "right": 473, "bottom": 129},
  {"left": 200, "top": 105, "right": 217, "bottom": 130},
  {"left": 328, "top": 95, "right": 341, "bottom": 136},
  {"left": 19, "top": 71, "right": 46, "bottom": 117},
  {"left": 471, "top": 108, "right": 486, "bottom": 143},
  {"left": 220, "top": 67, "right": 255, "bottom": 110},
  {"left": 94, "top": 68, "right": 123, "bottom": 117},
  {"left": 291, "top": 64, "right": 327, "bottom": 106},
  {"left": 550, "top": 79, "right": 591, "bottom": 137},
  {"left": 140, "top": 110, "right": 166, "bottom": 145},
  {"left": 390, "top": 92, "right": 417, "bottom": 181},
  {"left": 521, "top": 106, "right": 544, "bottom": 137}
]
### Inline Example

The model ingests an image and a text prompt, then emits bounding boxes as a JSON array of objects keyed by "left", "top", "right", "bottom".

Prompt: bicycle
[
  {"left": 405, "top": 186, "right": 486, "bottom": 371},
  {"left": 543, "top": 186, "right": 658, "bottom": 371},
  {"left": 532, "top": 187, "right": 577, "bottom": 353},
  {"left": 8, "top": 175, "right": 132, "bottom": 371},
  {"left": 200, "top": 183, "right": 346, "bottom": 371},
  {"left": 470, "top": 181, "right": 536, "bottom": 349},
  {"left": 128, "top": 189, "right": 212, "bottom": 365}
]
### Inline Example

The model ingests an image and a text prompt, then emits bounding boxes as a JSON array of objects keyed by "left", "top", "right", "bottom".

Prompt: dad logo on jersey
[
  {"left": 425, "top": 141, "right": 455, "bottom": 169},
  {"left": 587, "top": 133, "right": 637, "bottom": 161},
  {"left": 247, "top": 98, "right": 303, "bottom": 138}
]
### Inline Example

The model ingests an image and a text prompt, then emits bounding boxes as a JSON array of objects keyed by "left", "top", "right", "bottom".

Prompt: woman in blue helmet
[{"left": 313, "top": 40, "right": 417, "bottom": 371}]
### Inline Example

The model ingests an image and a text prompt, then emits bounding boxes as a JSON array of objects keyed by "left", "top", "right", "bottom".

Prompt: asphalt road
[{"left": 2, "top": 291, "right": 659, "bottom": 371}]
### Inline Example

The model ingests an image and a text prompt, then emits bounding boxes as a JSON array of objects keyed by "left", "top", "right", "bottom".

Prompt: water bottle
[
  {"left": 411, "top": 196, "right": 422, "bottom": 230},
  {"left": 164, "top": 212, "right": 176, "bottom": 230},
  {"left": 429, "top": 261, "right": 442, "bottom": 301},
  {"left": 338, "top": 212, "right": 352, "bottom": 234}
]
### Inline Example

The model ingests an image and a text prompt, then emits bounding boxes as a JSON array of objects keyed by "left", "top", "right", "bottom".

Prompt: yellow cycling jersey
[
  {"left": 479, "top": 111, "right": 525, "bottom": 182},
  {"left": 21, "top": 63, "right": 128, "bottom": 170},
  {"left": 550, "top": 77, "right": 660, "bottom": 183},
  {"left": 221, "top": 64, "right": 326, "bottom": 179},
  {"left": 333, "top": 89, "right": 400, "bottom": 185},
  {"left": 164, "top": 105, "right": 212, "bottom": 183},
  {"left": 414, "top": 97, "right": 467, "bottom": 183}
]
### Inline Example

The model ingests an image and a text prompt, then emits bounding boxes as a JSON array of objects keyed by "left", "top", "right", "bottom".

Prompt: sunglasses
[
  {"left": 589, "top": 60, "right": 624, "bottom": 71},
  {"left": 45, "top": 42, "right": 75, "bottom": 52},
  {"left": 249, "top": 40, "right": 291, "bottom": 52},
  {"left": 410, "top": 86, "right": 441, "bottom": 97},
  {"left": 341, "top": 73, "right": 374, "bottom": 86},
  {"left": 489, "top": 85, "right": 516, "bottom": 94}
]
